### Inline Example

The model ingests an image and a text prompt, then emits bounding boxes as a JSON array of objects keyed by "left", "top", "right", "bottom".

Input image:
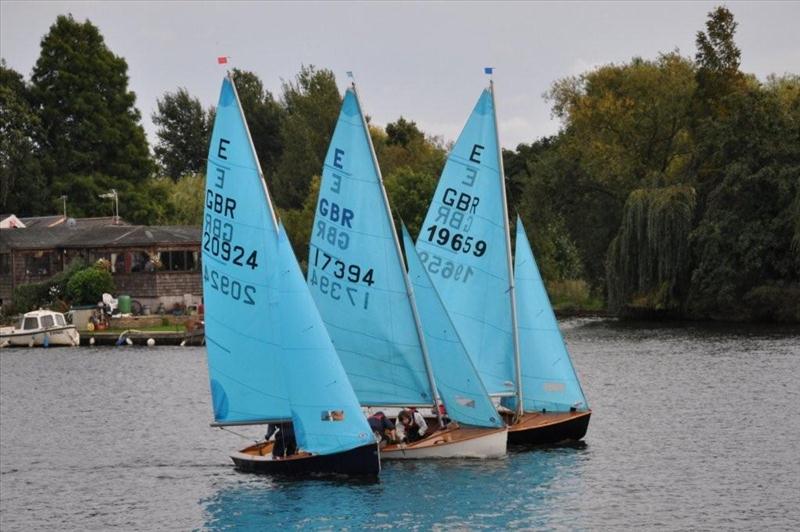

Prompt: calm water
[{"left": 1, "top": 319, "right": 799, "bottom": 530}]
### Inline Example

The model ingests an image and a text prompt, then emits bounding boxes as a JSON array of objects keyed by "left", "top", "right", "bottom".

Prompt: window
[
  {"left": 0, "top": 253, "right": 9, "bottom": 276},
  {"left": 41, "top": 315, "right": 54, "bottom": 328},
  {"left": 24, "top": 252, "right": 52, "bottom": 276},
  {"left": 158, "top": 250, "right": 199, "bottom": 272},
  {"left": 55, "top": 314, "right": 66, "bottom": 326},
  {"left": 23, "top": 317, "right": 39, "bottom": 330}
]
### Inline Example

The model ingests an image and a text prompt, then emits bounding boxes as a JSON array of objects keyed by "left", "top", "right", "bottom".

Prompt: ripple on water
[{"left": 1, "top": 321, "right": 799, "bottom": 530}]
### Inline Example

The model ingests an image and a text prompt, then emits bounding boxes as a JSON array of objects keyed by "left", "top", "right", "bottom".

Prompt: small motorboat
[{"left": 0, "top": 309, "right": 80, "bottom": 347}]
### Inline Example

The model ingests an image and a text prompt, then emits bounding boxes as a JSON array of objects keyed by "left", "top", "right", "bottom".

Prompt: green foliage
[
  {"left": 0, "top": 60, "right": 46, "bottom": 214},
  {"left": 272, "top": 65, "right": 341, "bottom": 208},
  {"left": 607, "top": 186, "right": 696, "bottom": 313},
  {"left": 155, "top": 173, "right": 205, "bottom": 226},
  {"left": 152, "top": 88, "right": 211, "bottom": 180},
  {"left": 230, "top": 69, "right": 285, "bottom": 178},
  {"left": 10, "top": 259, "right": 86, "bottom": 313},
  {"left": 65, "top": 266, "right": 115, "bottom": 306},
  {"left": 384, "top": 168, "right": 437, "bottom": 238},
  {"left": 30, "top": 14, "right": 154, "bottom": 218}
]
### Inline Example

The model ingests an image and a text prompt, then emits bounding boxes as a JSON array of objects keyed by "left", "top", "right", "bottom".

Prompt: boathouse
[{"left": 0, "top": 218, "right": 201, "bottom": 311}]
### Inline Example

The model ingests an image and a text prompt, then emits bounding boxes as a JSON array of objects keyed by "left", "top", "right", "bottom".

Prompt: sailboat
[
  {"left": 415, "top": 79, "right": 591, "bottom": 445},
  {"left": 202, "top": 74, "right": 379, "bottom": 476},
  {"left": 308, "top": 80, "right": 506, "bottom": 459}
]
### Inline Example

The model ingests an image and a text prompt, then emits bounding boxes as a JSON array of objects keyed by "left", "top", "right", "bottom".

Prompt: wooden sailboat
[
  {"left": 415, "top": 77, "right": 590, "bottom": 445},
  {"left": 202, "top": 74, "right": 379, "bottom": 476},
  {"left": 307, "top": 80, "right": 506, "bottom": 459}
]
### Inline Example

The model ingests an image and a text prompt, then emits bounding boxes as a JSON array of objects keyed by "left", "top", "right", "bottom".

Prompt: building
[{"left": 0, "top": 219, "right": 201, "bottom": 311}]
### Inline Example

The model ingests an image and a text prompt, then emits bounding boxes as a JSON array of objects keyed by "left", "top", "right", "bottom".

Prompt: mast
[
  {"left": 350, "top": 79, "right": 445, "bottom": 428},
  {"left": 228, "top": 71, "right": 279, "bottom": 233},
  {"left": 490, "top": 79, "right": 524, "bottom": 419}
]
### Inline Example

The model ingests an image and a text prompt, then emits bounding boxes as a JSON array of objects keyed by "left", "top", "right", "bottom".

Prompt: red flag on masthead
[{"left": 217, "top": 56, "right": 228, "bottom": 65}]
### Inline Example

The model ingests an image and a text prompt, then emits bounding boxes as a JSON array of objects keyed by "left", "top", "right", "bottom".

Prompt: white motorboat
[{"left": 0, "top": 310, "right": 80, "bottom": 347}]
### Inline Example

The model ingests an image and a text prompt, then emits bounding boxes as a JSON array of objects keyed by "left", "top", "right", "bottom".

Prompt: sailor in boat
[
  {"left": 396, "top": 409, "right": 428, "bottom": 443},
  {"left": 265, "top": 422, "right": 297, "bottom": 458},
  {"left": 367, "top": 412, "right": 397, "bottom": 448}
]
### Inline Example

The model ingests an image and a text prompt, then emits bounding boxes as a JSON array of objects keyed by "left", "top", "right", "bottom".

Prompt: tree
[
  {"left": 0, "top": 60, "right": 46, "bottom": 214},
  {"left": 272, "top": 65, "right": 341, "bottom": 208},
  {"left": 29, "top": 15, "right": 155, "bottom": 219},
  {"left": 156, "top": 173, "right": 205, "bottom": 226},
  {"left": 230, "top": 69, "right": 285, "bottom": 179},
  {"left": 152, "top": 88, "right": 210, "bottom": 180}
]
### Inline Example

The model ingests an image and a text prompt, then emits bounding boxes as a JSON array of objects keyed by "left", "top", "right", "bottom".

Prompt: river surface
[{"left": 1, "top": 319, "right": 799, "bottom": 530}]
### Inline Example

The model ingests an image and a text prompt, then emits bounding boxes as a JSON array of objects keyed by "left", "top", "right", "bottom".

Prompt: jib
[
  {"left": 442, "top": 188, "right": 479, "bottom": 213},
  {"left": 319, "top": 198, "right": 354, "bottom": 228},
  {"left": 206, "top": 190, "right": 236, "bottom": 219}
]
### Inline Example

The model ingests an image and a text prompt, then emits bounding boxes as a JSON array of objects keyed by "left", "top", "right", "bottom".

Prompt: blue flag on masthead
[{"left": 484, "top": 67, "right": 494, "bottom": 74}]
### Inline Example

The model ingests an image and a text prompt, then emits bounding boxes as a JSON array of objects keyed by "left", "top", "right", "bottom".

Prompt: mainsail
[
  {"left": 203, "top": 76, "right": 373, "bottom": 456},
  {"left": 415, "top": 87, "right": 516, "bottom": 396},
  {"left": 308, "top": 87, "right": 432, "bottom": 407},
  {"left": 203, "top": 76, "right": 287, "bottom": 424},
  {"left": 514, "top": 217, "right": 588, "bottom": 413},
  {"left": 402, "top": 226, "right": 504, "bottom": 428}
]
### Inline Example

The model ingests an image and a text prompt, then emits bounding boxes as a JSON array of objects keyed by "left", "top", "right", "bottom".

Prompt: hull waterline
[
  {"left": 381, "top": 424, "right": 507, "bottom": 460},
  {"left": 231, "top": 441, "right": 380, "bottom": 477},
  {"left": 506, "top": 410, "right": 591, "bottom": 445}
]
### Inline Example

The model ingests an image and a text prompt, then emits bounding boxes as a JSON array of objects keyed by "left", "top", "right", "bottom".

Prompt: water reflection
[{"left": 200, "top": 446, "right": 587, "bottom": 530}]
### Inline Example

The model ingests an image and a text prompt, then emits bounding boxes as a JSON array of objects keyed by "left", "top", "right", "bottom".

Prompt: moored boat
[
  {"left": 202, "top": 74, "right": 379, "bottom": 477},
  {"left": 0, "top": 310, "right": 79, "bottom": 347}
]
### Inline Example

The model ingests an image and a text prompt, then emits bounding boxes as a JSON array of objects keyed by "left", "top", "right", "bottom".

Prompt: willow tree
[{"left": 607, "top": 185, "right": 696, "bottom": 313}]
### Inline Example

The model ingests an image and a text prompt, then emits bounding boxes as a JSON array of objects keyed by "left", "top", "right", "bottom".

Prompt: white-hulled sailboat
[
  {"left": 415, "top": 75, "right": 590, "bottom": 445},
  {"left": 202, "top": 74, "right": 379, "bottom": 476},
  {"left": 307, "top": 79, "right": 506, "bottom": 459}
]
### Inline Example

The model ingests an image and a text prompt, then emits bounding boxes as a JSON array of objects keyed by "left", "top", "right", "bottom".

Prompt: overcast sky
[{"left": 2, "top": 1, "right": 798, "bottom": 149}]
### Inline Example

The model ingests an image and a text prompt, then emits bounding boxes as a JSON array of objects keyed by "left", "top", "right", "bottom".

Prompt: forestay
[
  {"left": 402, "top": 227, "right": 504, "bottom": 428},
  {"left": 275, "top": 224, "right": 374, "bottom": 454},
  {"left": 416, "top": 88, "right": 515, "bottom": 396},
  {"left": 514, "top": 217, "right": 588, "bottom": 412},
  {"left": 203, "top": 76, "right": 289, "bottom": 424},
  {"left": 308, "top": 88, "right": 431, "bottom": 406}
]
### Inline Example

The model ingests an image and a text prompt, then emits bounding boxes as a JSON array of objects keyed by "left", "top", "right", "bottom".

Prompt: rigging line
[{"left": 217, "top": 425, "right": 261, "bottom": 443}]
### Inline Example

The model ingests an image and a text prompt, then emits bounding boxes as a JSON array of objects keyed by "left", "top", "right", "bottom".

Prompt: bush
[
  {"left": 9, "top": 259, "right": 86, "bottom": 313},
  {"left": 65, "top": 266, "right": 115, "bottom": 306}
]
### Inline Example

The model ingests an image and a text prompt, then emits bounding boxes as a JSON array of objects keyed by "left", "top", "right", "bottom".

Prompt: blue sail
[
  {"left": 415, "top": 88, "right": 515, "bottom": 396},
  {"left": 203, "top": 76, "right": 288, "bottom": 424},
  {"left": 275, "top": 224, "right": 374, "bottom": 454},
  {"left": 402, "top": 226, "right": 504, "bottom": 428},
  {"left": 308, "top": 88, "right": 431, "bottom": 406},
  {"left": 514, "top": 217, "right": 588, "bottom": 412}
]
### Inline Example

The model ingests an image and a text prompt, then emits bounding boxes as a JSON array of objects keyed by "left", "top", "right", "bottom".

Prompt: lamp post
[
  {"left": 99, "top": 189, "right": 119, "bottom": 224},
  {"left": 59, "top": 195, "right": 67, "bottom": 218}
]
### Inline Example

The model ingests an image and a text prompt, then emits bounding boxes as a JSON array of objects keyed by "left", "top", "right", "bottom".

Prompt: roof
[
  {"left": 17, "top": 215, "right": 129, "bottom": 229},
  {"left": 0, "top": 225, "right": 200, "bottom": 251}
]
